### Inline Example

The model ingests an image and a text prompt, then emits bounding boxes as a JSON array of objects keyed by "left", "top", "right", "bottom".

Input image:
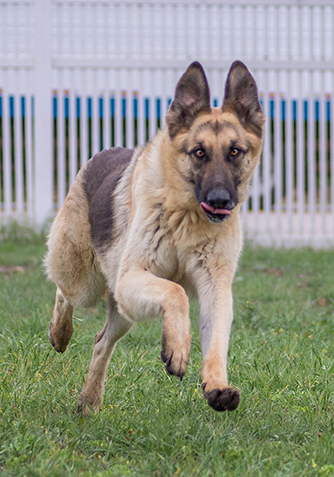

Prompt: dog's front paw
[
  {"left": 160, "top": 348, "right": 188, "bottom": 379},
  {"left": 202, "top": 384, "right": 240, "bottom": 412},
  {"left": 161, "top": 334, "right": 191, "bottom": 379}
]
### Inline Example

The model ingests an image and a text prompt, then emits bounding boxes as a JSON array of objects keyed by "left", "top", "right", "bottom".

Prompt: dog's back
[
  {"left": 45, "top": 147, "right": 134, "bottom": 308},
  {"left": 82, "top": 148, "right": 134, "bottom": 251}
]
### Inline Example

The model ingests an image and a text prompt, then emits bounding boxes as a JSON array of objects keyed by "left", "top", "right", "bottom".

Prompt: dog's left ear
[
  {"left": 222, "top": 61, "right": 264, "bottom": 137},
  {"left": 166, "top": 61, "right": 211, "bottom": 139}
]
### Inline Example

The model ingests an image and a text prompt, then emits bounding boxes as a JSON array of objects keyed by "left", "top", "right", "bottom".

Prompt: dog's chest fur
[{"left": 82, "top": 145, "right": 241, "bottom": 296}]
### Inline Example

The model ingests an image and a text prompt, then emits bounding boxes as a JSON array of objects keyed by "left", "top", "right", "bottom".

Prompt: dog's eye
[
  {"left": 194, "top": 149, "right": 205, "bottom": 159},
  {"left": 230, "top": 148, "right": 240, "bottom": 157}
]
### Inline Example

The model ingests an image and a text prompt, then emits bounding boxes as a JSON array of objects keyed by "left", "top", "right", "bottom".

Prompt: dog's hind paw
[
  {"left": 202, "top": 385, "right": 240, "bottom": 412},
  {"left": 77, "top": 390, "right": 102, "bottom": 415},
  {"left": 48, "top": 321, "right": 73, "bottom": 353}
]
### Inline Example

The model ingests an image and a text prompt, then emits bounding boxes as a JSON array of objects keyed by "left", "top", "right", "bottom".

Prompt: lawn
[{"left": 0, "top": 235, "right": 334, "bottom": 476}]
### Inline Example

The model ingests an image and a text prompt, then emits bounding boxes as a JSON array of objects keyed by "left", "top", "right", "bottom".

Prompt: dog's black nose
[{"left": 206, "top": 189, "right": 231, "bottom": 209}]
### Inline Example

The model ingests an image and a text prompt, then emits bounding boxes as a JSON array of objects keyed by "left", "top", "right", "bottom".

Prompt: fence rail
[{"left": 1, "top": 0, "right": 334, "bottom": 247}]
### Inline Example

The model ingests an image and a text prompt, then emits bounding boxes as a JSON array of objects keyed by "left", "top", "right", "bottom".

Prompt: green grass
[{"left": 0, "top": 238, "right": 334, "bottom": 476}]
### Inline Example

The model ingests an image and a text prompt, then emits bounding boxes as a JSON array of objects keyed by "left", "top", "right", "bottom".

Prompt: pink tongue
[{"left": 200, "top": 202, "right": 230, "bottom": 215}]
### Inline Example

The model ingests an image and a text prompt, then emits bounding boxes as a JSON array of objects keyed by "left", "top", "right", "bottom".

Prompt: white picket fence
[{"left": 1, "top": 0, "right": 334, "bottom": 247}]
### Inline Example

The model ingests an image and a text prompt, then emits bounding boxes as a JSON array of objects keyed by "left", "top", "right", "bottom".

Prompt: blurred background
[{"left": 0, "top": 0, "right": 334, "bottom": 247}]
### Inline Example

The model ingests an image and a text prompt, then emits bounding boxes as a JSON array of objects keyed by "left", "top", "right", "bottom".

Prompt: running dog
[{"left": 45, "top": 60, "right": 264, "bottom": 414}]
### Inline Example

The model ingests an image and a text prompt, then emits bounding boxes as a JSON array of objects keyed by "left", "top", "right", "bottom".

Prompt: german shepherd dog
[{"left": 45, "top": 61, "right": 264, "bottom": 414}]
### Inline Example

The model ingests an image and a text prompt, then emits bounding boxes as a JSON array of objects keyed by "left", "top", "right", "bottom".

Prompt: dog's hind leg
[
  {"left": 49, "top": 287, "right": 74, "bottom": 353},
  {"left": 77, "top": 294, "right": 132, "bottom": 415}
]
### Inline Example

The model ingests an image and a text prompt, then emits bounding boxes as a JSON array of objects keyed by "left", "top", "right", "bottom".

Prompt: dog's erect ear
[
  {"left": 222, "top": 61, "right": 264, "bottom": 137},
  {"left": 166, "top": 62, "right": 211, "bottom": 139}
]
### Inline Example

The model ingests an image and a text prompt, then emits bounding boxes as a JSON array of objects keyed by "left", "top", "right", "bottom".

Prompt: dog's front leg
[
  {"left": 115, "top": 267, "right": 191, "bottom": 379},
  {"left": 195, "top": 272, "right": 240, "bottom": 412}
]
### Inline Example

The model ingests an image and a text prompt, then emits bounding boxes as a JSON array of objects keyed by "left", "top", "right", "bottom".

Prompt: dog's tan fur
[{"left": 45, "top": 61, "right": 264, "bottom": 414}]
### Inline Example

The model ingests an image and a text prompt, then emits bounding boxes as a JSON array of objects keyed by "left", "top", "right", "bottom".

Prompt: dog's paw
[
  {"left": 160, "top": 317, "right": 191, "bottom": 379},
  {"left": 161, "top": 335, "right": 191, "bottom": 379},
  {"left": 77, "top": 391, "right": 102, "bottom": 415},
  {"left": 161, "top": 348, "right": 189, "bottom": 379},
  {"left": 202, "top": 385, "right": 240, "bottom": 412},
  {"left": 48, "top": 321, "right": 73, "bottom": 353}
]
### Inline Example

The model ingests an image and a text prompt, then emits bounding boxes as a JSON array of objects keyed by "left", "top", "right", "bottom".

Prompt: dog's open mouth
[{"left": 200, "top": 202, "right": 231, "bottom": 223}]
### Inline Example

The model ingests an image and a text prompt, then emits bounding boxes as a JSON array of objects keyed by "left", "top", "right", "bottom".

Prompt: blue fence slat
[
  {"left": 270, "top": 98, "right": 274, "bottom": 119},
  {"left": 53, "top": 95, "right": 57, "bottom": 119},
  {"left": 315, "top": 100, "right": 319, "bottom": 122},
  {"left": 64, "top": 95, "right": 69, "bottom": 119},
  {"left": 76, "top": 97, "right": 80, "bottom": 119},
  {"left": 282, "top": 100, "right": 285, "bottom": 121},
  {"left": 99, "top": 97, "right": 103, "bottom": 120},
  {"left": 145, "top": 98, "right": 149, "bottom": 120},
  {"left": 111, "top": 97, "right": 115, "bottom": 118},
  {"left": 9, "top": 96, "right": 14, "bottom": 118},
  {"left": 122, "top": 94, "right": 126, "bottom": 118},
  {"left": 21, "top": 96, "right": 25, "bottom": 118},
  {"left": 87, "top": 97, "right": 92, "bottom": 119},
  {"left": 156, "top": 98, "right": 161, "bottom": 120},
  {"left": 133, "top": 95, "right": 138, "bottom": 119},
  {"left": 293, "top": 100, "right": 297, "bottom": 121}
]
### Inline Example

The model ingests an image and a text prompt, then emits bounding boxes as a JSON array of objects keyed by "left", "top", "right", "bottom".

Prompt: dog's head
[{"left": 166, "top": 61, "right": 264, "bottom": 224}]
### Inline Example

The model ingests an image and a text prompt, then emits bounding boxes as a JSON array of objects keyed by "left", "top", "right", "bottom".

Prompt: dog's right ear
[{"left": 166, "top": 62, "right": 211, "bottom": 139}]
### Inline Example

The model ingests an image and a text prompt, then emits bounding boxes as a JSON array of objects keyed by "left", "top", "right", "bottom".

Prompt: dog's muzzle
[{"left": 200, "top": 189, "right": 237, "bottom": 224}]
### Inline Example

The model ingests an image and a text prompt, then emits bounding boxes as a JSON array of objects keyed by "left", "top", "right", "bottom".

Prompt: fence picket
[
  {"left": 91, "top": 74, "right": 100, "bottom": 156},
  {"left": 319, "top": 89, "right": 327, "bottom": 235},
  {"left": 127, "top": 89, "right": 135, "bottom": 150},
  {"left": 103, "top": 81, "right": 110, "bottom": 151},
  {"left": 69, "top": 86, "right": 77, "bottom": 185},
  {"left": 285, "top": 81, "right": 294, "bottom": 234},
  {"left": 274, "top": 91, "right": 283, "bottom": 235},
  {"left": 14, "top": 84, "right": 24, "bottom": 215},
  {"left": 137, "top": 89, "right": 145, "bottom": 147},
  {"left": 34, "top": 0, "right": 53, "bottom": 223},
  {"left": 25, "top": 87, "right": 33, "bottom": 218},
  {"left": 57, "top": 87, "right": 66, "bottom": 208},
  {"left": 296, "top": 72, "right": 305, "bottom": 235},
  {"left": 308, "top": 88, "right": 316, "bottom": 237},
  {"left": 262, "top": 79, "right": 271, "bottom": 233},
  {"left": 3, "top": 82, "right": 12, "bottom": 217}
]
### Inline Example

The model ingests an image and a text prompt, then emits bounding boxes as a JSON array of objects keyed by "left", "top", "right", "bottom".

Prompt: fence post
[{"left": 34, "top": 0, "right": 53, "bottom": 225}]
